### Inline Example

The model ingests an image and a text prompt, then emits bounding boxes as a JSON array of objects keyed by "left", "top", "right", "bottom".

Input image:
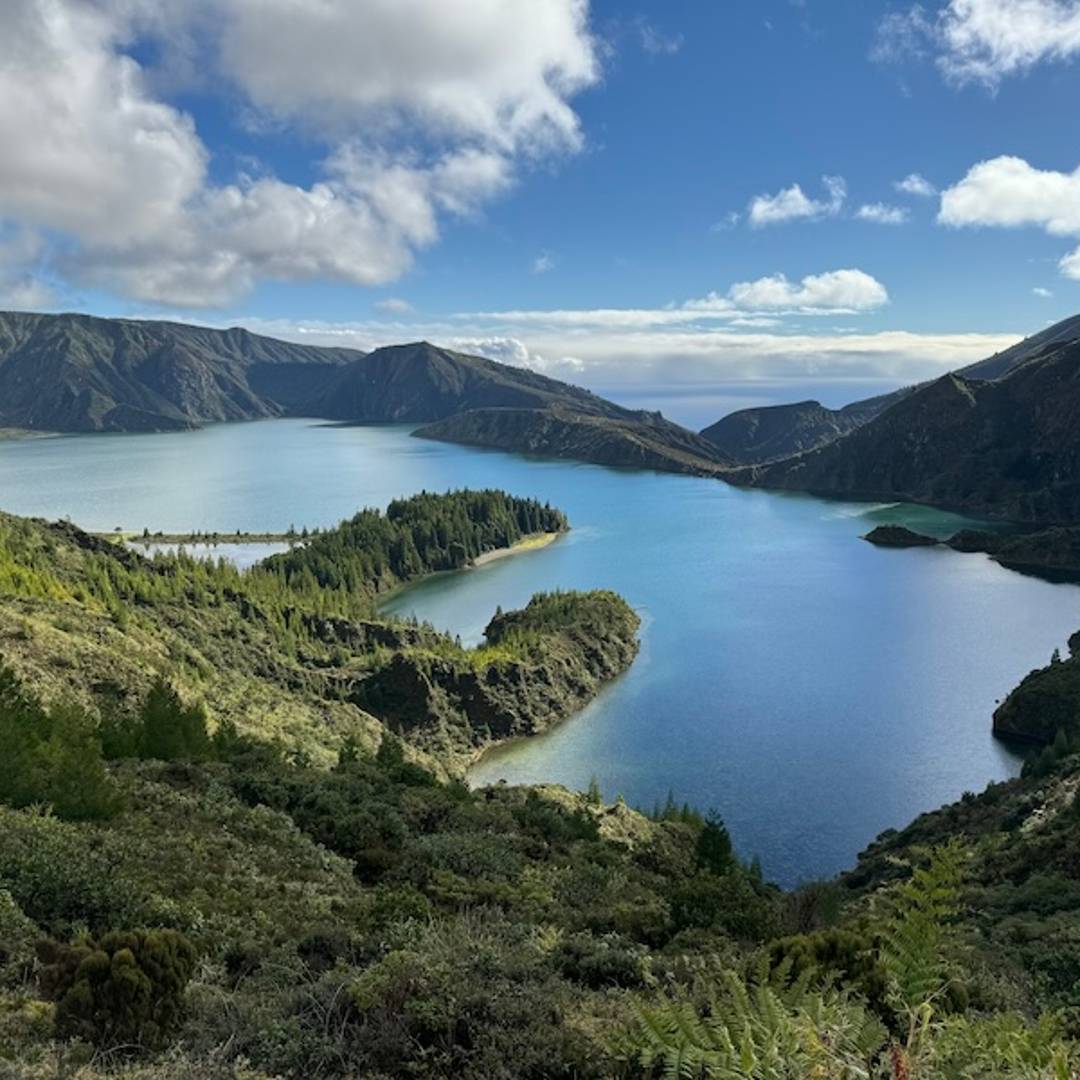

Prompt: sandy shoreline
[{"left": 472, "top": 531, "right": 561, "bottom": 567}]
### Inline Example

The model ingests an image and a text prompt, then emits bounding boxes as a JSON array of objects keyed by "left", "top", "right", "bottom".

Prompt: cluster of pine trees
[{"left": 260, "top": 489, "right": 566, "bottom": 595}]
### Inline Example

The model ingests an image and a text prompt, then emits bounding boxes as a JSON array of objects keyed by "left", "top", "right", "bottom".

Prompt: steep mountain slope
[
  {"left": 304, "top": 340, "right": 624, "bottom": 423},
  {"left": 701, "top": 313, "right": 1080, "bottom": 465},
  {"left": 0, "top": 311, "right": 726, "bottom": 476},
  {"left": 739, "top": 339, "right": 1080, "bottom": 523},
  {"left": 0, "top": 311, "right": 358, "bottom": 432},
  {"left": 699, "top": 395, "right": 892, "bottom": 465},
  {"left": 415, "top": 405, "right": 732, "bottom": 474}
]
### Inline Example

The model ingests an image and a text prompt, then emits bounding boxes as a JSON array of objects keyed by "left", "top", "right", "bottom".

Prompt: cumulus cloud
[
  {"left": 937, "top": 0, "right": 1080, "bottom": 85},
  {"left": 941, "top": 155, "right": 1080, "bottom": 234},
  {"left": 874, "top": 1, "right": 1080, "bottom": 88},
  {"left": 748, "top": 176, "right": 846, "bottom": 227},
  {"left": 0, "top": 0, "right": 599, "bottom": 307},
  {"left": 895, "top": 173, "right": 937, "bottom": 197},
  {"left": 856, "top": 203, "right": 911, "bottom": 225},
  {"left": 938, "top": 155, "right": 1080, "bottom": 278},
  {"left": 466, "top": 267, "right": 889, "bottom": 327},
  {"left": 725, "top": 269, "right": 889, "bottom": 312}
]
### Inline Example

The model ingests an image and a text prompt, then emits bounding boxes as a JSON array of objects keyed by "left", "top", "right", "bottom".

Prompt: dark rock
[{"left": 863, "top": 525, "right": 940, "bottom": 548}]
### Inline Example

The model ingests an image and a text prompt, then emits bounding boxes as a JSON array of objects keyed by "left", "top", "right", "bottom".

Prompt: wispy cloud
[
  {"left": 856, "top": 203, "right": 911, "bottom": 225},
  {"left": 374, "top": 297, "right": 415, "bottom": 315},
  {"left": 748, "top": 176, "right": 846, "bottom": 227},
  {"left": 532, "top": 252, "right": 556, "bottom": 274},
  {"left": 635, "top": 17, "right": 684, "bottom": 56},
  {"left": 895, "top": 173, "right": 937, "bottom": 197},
  {"left": 873, "top": 1, "right": 1080, "bottom": 89}
]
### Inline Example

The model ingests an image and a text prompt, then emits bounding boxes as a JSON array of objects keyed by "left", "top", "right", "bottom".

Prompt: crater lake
[{"left": 1, "top": 417, "right": 1076, "bottom": 886}]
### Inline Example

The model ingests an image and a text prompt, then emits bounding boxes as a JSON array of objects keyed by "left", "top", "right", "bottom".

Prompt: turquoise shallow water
[{"left": 1, "top": 418, "right": 1077, "bottom": 885}]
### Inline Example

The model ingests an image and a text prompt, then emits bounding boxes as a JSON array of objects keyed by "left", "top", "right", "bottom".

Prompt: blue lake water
[{"left": 1, "top": 418, "right": 1077, "bottom": 886}]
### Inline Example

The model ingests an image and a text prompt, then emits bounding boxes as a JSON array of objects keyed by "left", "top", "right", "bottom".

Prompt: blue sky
[{"left": 2, "top": 0, "right": 1080, "bottom": 411}]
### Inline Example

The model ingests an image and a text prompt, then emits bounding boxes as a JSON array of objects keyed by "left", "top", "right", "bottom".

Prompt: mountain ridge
[
  {"left": 701, "top": 312, "right": 1080, "bottom": 466},
  {"left": 736, "top": 335, "right": 1080, "bottom": 524},
  {"left": 0, "top": 310, "right": 727, "bottom": 476}
]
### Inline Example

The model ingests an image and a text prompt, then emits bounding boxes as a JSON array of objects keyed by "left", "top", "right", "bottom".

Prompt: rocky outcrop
[
  {"left": 863, "top": 525, "right": 941, "bottom": 548},
  {"left": 414, "top": 406, "right": 730, "bottom": 475},
  {"left": 351, "top": 590, "right": 641, "bottom": 766},
  {"left": 993, "top": 632, "right": 1080, "bottom": 745}
]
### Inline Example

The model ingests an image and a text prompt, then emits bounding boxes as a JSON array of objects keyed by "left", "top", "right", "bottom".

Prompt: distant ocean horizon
[{"left": 593, "top": 379, "right": 907, "bottom": 431}]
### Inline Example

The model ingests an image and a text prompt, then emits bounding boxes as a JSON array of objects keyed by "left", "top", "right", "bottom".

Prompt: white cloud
[
  {"left": 0, "top": 0, "right": 598, "bottom": 307},
  {"left": 748, "top": 176, "right": 846, "bottom": 227},
  {"left": 218, "top": 0, "right": 597, "bottom": 153},
  {"left": 375, "top": 297, "right": 415, "bottom": 315},
  {"left": 874, "top": 1, "right": 1080, "bottom": 88},
  {"left": 856, "top": 203, "right": 911, "bottom": 225},
  {"left": 532, "top": 252, "right": 556, "bottom": 274},
  {"left": 231, "top": 313, "right": 1020, "bottom": 388},
  {"left": 895, "top": 173, "right": 937, "bottom": 197},
  {"left": 0, "top": 226, "right": 52, "bottom": 310},
  {"left": 466, "top": 267, "right": 889, "bottom": 327},
  {"left": 1032, "top": 286, "right": 1054, "bottom": 297},
  {"left": 940, "top": 157, "right": 1080, "bottom": 235},
  {"left": 725, "top": 269, "right": 889, "bottom": 312},
  {"left": 938, "top": 0, "right": 1080, "bottom": 85},
  {"left": 939, "top": 155, "right": 1080, "bottom": 280}
]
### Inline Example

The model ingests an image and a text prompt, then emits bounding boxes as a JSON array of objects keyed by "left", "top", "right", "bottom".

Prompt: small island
[{"left": 862, "top": 524, "right": 941, "bottom": 548}]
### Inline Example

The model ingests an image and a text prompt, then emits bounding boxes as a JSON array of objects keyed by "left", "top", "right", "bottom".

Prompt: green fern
[{"left": 614, "top": 957, "right": 887, "bottom": 1078}]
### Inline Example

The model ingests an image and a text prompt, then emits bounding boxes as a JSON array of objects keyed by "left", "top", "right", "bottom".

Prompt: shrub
[
  {"left": 0, "top": 663, "right": 119, "bottom": 821},
  {"left": 554, "top": 932, "right": 651, "bottom": 989},
  {"left": 0, "top": 808, "right": 140, "bottom": 934},
  {"left": 670, "top": 873, "right": 778, "bottom": 941},
  {"left": 38, "top": 929, "right": 197, "bottom": 1050},
  {"left": 0, "top": 888, "right": 39, "bottom": 987},
  {"left": 137, "top": 679, "right": 210, "bottom": 763}
]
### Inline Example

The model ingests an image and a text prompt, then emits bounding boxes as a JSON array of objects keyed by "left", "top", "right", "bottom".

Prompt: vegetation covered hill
[
  {"left": 0, "top": 491, "right": 633, "bottom": 771},
  {"left": 702, "top": 313, "right": 1080, "bottom": 469},
  {"left": 700, "top": 395, "right": 894, "bottom": 466},
  {"left": 415, "top": 405, "right": 731, "bottom": 475},
  {"left": 0, "top": 312, "right": 727, "bottom": 476},
  {"left": 738, "top": 337, "right": 1080, "bottom": 524}
]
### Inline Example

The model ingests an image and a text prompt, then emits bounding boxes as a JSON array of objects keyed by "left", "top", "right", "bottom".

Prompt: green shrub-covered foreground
[
  {"left": 0, "top": 494, "right": 1078, "bottom": 1077},
  {"left": 0, "top": 658, "right": 1077, "bottom": 1078}
]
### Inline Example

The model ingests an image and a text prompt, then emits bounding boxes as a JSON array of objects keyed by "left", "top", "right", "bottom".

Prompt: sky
[{"left": 3, "top": 0, "right": 1080, "bottom": 416}]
